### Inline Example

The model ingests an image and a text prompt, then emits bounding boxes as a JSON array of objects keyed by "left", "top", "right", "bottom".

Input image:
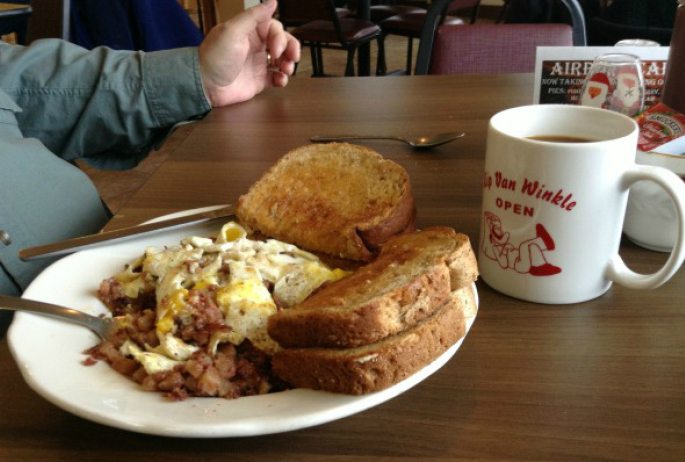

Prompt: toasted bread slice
[
  {"left": 267, "top": 227, "right": 478, "bottom": 348},
  {"left": 235, "top": 143, "right": 416, "bottom": 261},
  {"left": 271, "top": 285, "right": 476, "bottom": 395}
]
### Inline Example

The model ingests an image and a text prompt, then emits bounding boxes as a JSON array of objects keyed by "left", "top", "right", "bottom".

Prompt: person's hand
[{"left": 198, "top": 0, "right": 300, "bottom": 107}]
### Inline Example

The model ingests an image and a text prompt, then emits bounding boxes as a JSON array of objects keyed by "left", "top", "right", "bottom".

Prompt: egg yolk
[
  {"left": 223, "top": 226, "right": 244, "bottom": 242},
  {"left": 157, "top": 288, "right": 188, "bottom": 335}
]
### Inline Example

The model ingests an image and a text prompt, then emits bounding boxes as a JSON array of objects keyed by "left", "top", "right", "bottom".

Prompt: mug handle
[{"left": 605, "top": 164, "right": 685, "bottom": 289}]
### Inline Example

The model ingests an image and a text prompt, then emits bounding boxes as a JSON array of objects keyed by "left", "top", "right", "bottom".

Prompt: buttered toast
[
  {"left": 267, "top": 227, "right": 478, "bottom": 348},
  {"left": 235, "top": 143, "right": 416, "bottom": 262},
  {"left": 271, "top": 285, "right": 477, "bottom": 395}
]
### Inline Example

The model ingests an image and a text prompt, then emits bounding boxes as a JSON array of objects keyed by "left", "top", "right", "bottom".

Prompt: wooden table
[{"left": 1, "top": 74, "right": 684, "bottom": 461}]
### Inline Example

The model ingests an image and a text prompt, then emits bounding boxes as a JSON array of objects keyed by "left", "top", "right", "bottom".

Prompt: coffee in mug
[
  {"left": 479, "top": 104, "right": 685, "bottom": 304},
  {"left": 526, "top": 135, "right": 595, "bottom": 143}
]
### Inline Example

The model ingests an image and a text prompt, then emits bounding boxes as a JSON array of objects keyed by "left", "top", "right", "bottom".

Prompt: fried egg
[
  {"left": 273, "top": 262, "right": 348, "bottom": 307},
  {"left": 215, "top": 261, "right": 279, "bottom": 354},
  {"left": 113, "top": 221, "right": 347, "bottom": 370},
  {"left": 148, "top": 332, "right": 199, "bottom": 361},
  {"left": 119, "top": 340, "right": 183, "bottom": 374}
]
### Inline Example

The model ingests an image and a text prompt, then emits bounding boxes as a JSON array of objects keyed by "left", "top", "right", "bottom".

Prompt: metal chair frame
[
  {"left": 377, "top": 0, "right": 481, "bottom": 75},
  {"left": 414, "top": 0, "right": 586, "bottom": 75},
  {"left": 281, "top": 0, "right": 383, "bottom": 77}
]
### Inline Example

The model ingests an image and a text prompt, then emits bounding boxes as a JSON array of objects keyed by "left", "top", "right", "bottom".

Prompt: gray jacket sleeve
[
  {"left": 0, "top": 89, "right": 108, "bottom": 293},
  {"left": 0, "top": 39, "right": 211, "bottom": 169},
  {"left": 0, "top": 40, "right": 211, "bottom": 295}
]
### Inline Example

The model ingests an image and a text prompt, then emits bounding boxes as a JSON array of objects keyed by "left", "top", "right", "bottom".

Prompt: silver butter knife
[{"left": 19, "top": 205, "right": 236, "bottom": 261}]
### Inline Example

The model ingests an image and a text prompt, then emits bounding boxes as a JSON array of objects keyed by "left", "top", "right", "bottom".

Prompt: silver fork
[{"left": 0, "top": 295, "right": 121, "bottom": 340}]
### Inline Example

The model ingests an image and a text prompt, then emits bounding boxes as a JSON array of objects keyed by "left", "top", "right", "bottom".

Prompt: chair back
[
  {"left": 499, "top": 0, "right": 586, "bottom": 45},
  {"left": 558, "top": 0, "right": 586, "bottom": 46},
  {"left": 588, "top": 17, "right": 673, "bottom": 46},
  {"left": 278, "top": 0, "right": 336, "bottom": 27},
  {"left": 447, "top": 0, "right": 479, "bottom": 8},
  {"left": 415, "top": 0, "right": 584, "bottom": 74},
  {"left": 413, "top": 0, "right": 455, "bottom": 73},
  {"left": 446, "top": 0, "right": 480, "bottom": 15},
  {"left": 446, "top": 0, "right": 481, "bottom": 24},
  {"left": 425, "top": 23, "right": 573, "bottom": 75}
]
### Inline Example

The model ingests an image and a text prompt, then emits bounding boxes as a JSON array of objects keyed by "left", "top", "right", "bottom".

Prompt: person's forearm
[{"left": 0, "top": 40, "right": 210, "bottom": 169}]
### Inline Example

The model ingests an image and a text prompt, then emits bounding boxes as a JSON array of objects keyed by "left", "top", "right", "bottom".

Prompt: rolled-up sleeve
[
  {"left": 143, "top": 47, "right": 210, "bottom": 127},
  {"left": 0, "top": 40, "right": 211, "bottom": 170}
]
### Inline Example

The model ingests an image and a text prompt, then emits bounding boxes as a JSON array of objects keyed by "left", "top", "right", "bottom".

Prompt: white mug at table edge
[{"left": 478, "top": 104, "right": 685, "bottom": 304}]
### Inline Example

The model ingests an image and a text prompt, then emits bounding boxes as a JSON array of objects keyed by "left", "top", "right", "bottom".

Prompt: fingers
[
  {"left": 270, "top": 53, "right": 298, "bottom": 79},
  {"left": 250, "top": 0, "right": 278, "bottom": 24},
  {"left": 265, "top": 20, "right": 288, "bottom": 59},
  {"left": 232, "top": 0, "right": 278, "bottom": 37},
  {"left": 238, "top": 1, "right": 300, "bottom": 76},
  {"left": 284, "top": 33, "right": 301, "bottom": 64},
  {"left": 268, "top": 36, "right": 297, "bottom": 85},
  {"left": 272, "top": 71, "right": 289, "bottom": 88},
  {"left": 266, "top": 24, "right": 300, "bottom": 73}
]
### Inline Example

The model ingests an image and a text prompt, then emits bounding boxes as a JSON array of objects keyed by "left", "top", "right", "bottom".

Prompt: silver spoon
[
  {"left": 310, "top": 132, "right": 466, "bottom": 149},
  {"left": 0, "top": 295, "right": 121, "bottom": 340}
]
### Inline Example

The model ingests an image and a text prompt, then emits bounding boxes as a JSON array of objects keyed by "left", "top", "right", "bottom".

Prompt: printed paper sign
[{"left": 533, "top": 46, "right": 670, "bottom": 107}]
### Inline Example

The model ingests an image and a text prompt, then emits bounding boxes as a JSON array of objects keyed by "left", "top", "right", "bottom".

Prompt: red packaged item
[{"left": 634, "top": 102, "right": 685, "bottom": 152}]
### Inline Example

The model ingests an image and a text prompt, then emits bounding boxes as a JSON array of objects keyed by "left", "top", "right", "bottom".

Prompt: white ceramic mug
[{"left": 478, "top": 104, "right": 685, "bottom": 304}]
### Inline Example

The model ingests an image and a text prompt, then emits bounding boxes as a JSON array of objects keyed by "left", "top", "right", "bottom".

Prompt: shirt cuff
[{"left": 142, "top": 47, "right": 211, "bottom": 127}]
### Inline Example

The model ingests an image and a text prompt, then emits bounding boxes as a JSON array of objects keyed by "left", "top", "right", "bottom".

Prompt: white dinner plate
[{"left": 8, "top": 207, "right": 478, "bottom": 438}]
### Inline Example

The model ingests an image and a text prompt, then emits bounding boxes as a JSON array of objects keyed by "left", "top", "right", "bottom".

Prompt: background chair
[
  {"left": 586, "top": 0, "right": 676, "bottom": 46},
  {"left": 278, "top": 0, "right": 353, "bottom": 28},
  {"left": 196, "top": 0, "right": 218, "bottom": 35},
  {"left": 280, "top": 0, "right": 382, "bottom": 77},
  {"left": 414, "top": 0, "right": 584, "bottom": 75},
  {"left": 587, "top": 17, "right": 673, "bottom": 45},
  {"left": 557, "top": 0, "right": 587, "bottom": 46},
  {"left": 369, "top": 0, "right": 427, "bottom": 24},
  {"left": 498, "top": 0, "right": 588, "bottom": 46},
  {"left": 0, "top": 1, "right": 32, "bottom": 45},
  {"left": 419, "top": 23, "right": 572, "bottom": 75},
  {"left": 376, "top": 0, "right": 480, "bottom": 75}
]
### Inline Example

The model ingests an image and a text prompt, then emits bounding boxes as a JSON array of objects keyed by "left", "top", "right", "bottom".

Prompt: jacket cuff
[{"left": 142, "top": 47, "right": 211, "bottom": 127}]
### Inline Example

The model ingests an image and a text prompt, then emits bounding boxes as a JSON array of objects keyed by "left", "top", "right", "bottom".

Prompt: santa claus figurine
[
  {"left": 607, "top": 67, "right": 644, "bottom": 116},
  {"left": 580, "top": 72, "right": 611, "bottom": 109}
]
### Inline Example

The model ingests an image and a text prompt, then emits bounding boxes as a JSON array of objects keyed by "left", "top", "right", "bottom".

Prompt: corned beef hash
[{"left": 86, "top": 221, "right": 347, "bottom": 401}]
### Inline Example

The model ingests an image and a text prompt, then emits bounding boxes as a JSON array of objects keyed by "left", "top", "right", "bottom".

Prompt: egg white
[{"left": 115, "top": 222, "right": 347, "bottom": 371}]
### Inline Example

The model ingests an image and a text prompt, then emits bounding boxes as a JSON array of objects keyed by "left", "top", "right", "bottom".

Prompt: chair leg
[
  {"left": 405, "top": 36, "right": 414, "bottom": 75},
  {"left": 470, "top": 3, "right": 480, "bottom": 24},
  {"left": 316, "top": 44, "right": 326, "bottom": 77},
  {"left": 309, "top": 44, "right": 326, "bottom": 77},
  {"left": 497, "top": 0, "right": 509, "bottom": 23},
  {"left": 309, "top": 45, "right": 320, "bottom": 77},
  {"left": 345, "top": 47, "right": 356, "bottom": 77},
  {"left": 15, "top": 21, "right": 28, "bottom": 45},
  {"left": 376, "top": 35, "right": 387, "bottom": 76}
]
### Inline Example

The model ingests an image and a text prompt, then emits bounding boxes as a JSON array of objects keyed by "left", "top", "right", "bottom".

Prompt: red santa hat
[{"left": 588, "top": 72, "right": 611, "bottom": 87}]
